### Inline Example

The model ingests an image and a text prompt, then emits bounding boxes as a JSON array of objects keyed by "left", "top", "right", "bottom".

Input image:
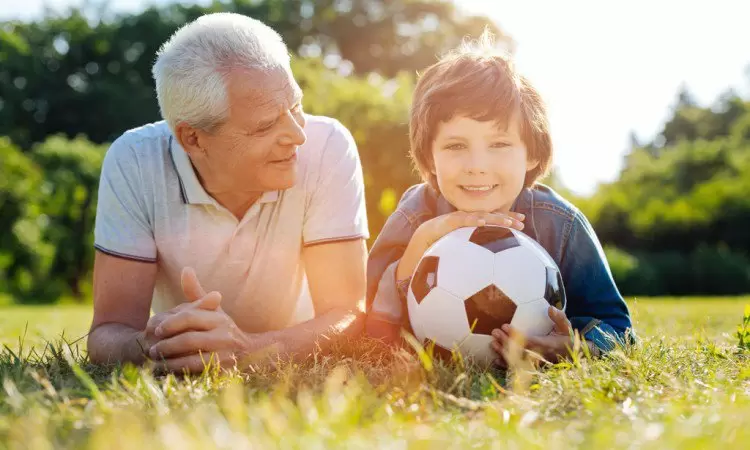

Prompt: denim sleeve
[{"left": 561, "top": 211, "right": 635, "bottom": 352}]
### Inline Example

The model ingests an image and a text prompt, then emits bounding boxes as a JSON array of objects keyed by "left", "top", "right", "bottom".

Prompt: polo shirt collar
[{"left": 168, "top": 135, "right": 280, "bottom": 206}]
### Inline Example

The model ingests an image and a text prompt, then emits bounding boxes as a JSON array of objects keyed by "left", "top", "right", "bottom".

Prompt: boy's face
[{"left": 430, "top": 114, "right": 538, "bottom": 213}]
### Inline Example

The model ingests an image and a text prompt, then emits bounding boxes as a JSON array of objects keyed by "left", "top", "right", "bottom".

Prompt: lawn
[{"left": 1, "top": 297, "right": 749, "bottom": 449}]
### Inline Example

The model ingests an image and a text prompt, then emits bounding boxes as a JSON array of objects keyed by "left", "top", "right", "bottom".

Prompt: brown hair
[{"left": 409, "top": 32, "right": 552, "bottom": 190}]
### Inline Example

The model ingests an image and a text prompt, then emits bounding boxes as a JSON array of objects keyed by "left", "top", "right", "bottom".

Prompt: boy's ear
[{"left": 526, "top": 155, "right": 540, "bottom": 172}]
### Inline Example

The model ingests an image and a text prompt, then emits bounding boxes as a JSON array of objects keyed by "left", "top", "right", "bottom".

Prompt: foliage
[
  {"left": 0, "top": 0, "right": 506, "bottom": 149},
  {"left": 580, "top": 90, "right": 750, "bottom": 295},
  {"left": 0, "top": 136, "right": 106, "bottom": 303}
]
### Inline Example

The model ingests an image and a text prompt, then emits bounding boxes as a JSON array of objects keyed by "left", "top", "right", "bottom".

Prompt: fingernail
[
  {"left": 502, "top": 324, "right": 510, "bottom": 332},
  {"left": 503, "top": 218, "right": 512, "bottom": 226},
  {"left": 515, "top": 220, "right": 525, "bottom": 229},
  {"left": 491, "top": 329, "right": 501, "bottom": 338},
  {"left": 477, "top": 219, "right": 486, "bottom": 227},
  {"left": 155, "top": 326, "right": 163, "bottom": 337},
  {"left": 515, "top": 213, "right": 526, "bottom": 220}
]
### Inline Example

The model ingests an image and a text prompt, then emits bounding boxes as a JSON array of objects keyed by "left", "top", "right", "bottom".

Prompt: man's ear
[{"left": 174, "top": 122, "right": 206, "bottom": 157}]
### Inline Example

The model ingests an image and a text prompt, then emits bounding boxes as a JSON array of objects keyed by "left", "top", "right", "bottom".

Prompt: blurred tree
[
  {"left": 0, "top": 138, "right": 49, "bottom": 299},
  {"left": 32, "top": 136, "right": 107, "bottom": 299},
  {"left": 0, "top": 135, "right": 106, "bottom": 302},
  {"left": 0, "top": 0, "right": 507, "bottom": 148},
  {"left": 578, "top": 90, "right": 750, "bottom": 295}
]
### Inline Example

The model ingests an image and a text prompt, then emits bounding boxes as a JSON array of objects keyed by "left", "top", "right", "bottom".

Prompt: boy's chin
[{"left": 448, "top": 196, "right": 508, "bottom": 215}]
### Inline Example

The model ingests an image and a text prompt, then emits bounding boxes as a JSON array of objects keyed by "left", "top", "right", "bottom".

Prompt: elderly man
[{"left": 88, "top": 13, "right": 369, "bottom": 372}]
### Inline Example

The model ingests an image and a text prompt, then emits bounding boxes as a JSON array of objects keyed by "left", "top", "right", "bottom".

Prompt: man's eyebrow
[{"left": 255, "top": 115, "right": 279, "bottom": 128}]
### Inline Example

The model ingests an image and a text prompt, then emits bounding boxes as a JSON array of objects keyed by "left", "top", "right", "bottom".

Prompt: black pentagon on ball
[
  {"left": 544, "top": 267, "right": 567, "bottom": 310},
  {"left": 469, "top": 226, "right": 521, "bottom": 253},
  {"left": 411, "top": 256, "right": 439, "bottom": 304},
  {"left": 464, "top": 285, "right": 517, "bottom": 335}
]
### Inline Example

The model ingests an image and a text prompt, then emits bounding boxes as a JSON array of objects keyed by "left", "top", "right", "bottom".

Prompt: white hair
[{"left": 152, "top": 13, "right": 291, "bottom": 132}]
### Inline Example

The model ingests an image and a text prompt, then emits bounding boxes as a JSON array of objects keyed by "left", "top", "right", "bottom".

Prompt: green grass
[{"left": 1, "top": 297, "right": 749, "bottom": 449}]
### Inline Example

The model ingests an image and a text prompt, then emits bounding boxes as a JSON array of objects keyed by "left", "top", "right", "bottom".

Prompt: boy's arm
[
  {"left": 365, "top": 209, "right": 416, "bottom": 343},
  {"left": 560, "top": 210, "right": 635, "bottom": 352}
]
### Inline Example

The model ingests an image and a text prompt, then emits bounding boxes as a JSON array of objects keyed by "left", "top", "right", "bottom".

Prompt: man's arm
[
  {"left": 281, "top": 238, "right": 367, "bottom": 353},
  {"left": 87, "top": 251, "right": 157, "bottom": 365},
  {"left": 147, "top": 239, "right": 367, "bottom": 372}
]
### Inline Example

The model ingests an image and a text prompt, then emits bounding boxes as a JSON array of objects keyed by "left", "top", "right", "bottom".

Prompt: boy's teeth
[{"left": 463, "top": 185, "right": 493, "bottom": 191}]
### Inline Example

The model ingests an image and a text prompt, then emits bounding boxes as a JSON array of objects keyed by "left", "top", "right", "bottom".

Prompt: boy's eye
[
  {"left": 491, "top": 142, "right": 510, "bottom": 149},
  {"left": 444, "top": 143, "right": 465, "bottom": 150}
]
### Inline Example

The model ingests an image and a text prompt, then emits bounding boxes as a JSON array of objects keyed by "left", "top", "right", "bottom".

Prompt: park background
[{"left": 2, "top": 1, "right": 750, "bottom": 448}]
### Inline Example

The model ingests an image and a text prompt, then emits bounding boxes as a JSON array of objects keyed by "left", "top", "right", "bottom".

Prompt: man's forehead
[
  {"left": 224, "top": 67, "right": 302, "bottom": 125},
  {"left": 226, "top": 67, "right": 300, "bottom": 103}
]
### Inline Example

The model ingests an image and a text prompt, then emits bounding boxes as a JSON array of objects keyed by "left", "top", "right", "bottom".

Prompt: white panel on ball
[
  {"left": 417, "top": 286, "right": 471, "bottom": 349},
  {"left": 514, "top": 230, "right": 557, "bottom": 268},
  {"left": 510, "top": 298, "right": 555, "bottom": 336},
  {"left": 493, "top": 246, "right": 547, "bottom": 304},
  {"left": 432, "top": 237, "right": 495, "bottom": 300}
]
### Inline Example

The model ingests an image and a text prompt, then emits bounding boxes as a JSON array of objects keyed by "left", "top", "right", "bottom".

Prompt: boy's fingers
[
  {"left": 181, "top": 267, "right": 207, "bottom": 302},
  {"left": 478, "top": 213, "right": 524, "bottom": 230},
  {"left": 548, "top": 307, "right": 571, "bottom": 333}
]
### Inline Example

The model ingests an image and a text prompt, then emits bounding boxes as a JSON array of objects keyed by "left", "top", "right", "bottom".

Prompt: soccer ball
[{"left": 406, "top": 225, "right": 566, "bottom": 365}]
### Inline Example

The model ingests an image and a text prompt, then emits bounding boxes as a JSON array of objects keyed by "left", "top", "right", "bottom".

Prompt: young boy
[{"left": 365, "top": 34, "right": 633, "bottom": 365}]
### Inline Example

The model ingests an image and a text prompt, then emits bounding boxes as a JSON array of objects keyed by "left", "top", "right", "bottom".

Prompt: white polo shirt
[{"left": 94, "top": 115, "right": 369, "bottom": 332}]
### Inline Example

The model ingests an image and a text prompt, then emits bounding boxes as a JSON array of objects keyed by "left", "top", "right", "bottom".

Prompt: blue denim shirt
[{"left": 365, "top": 182, "right": 634, "bottom": 352}]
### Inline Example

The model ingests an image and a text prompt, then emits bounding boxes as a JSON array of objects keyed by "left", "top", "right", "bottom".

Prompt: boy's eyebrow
[{"left": 441, "top": 135, "right": 470, "bottom": 141}]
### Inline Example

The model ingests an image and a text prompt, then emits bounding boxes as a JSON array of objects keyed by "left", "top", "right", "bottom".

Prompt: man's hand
[
  {"left": 491, "top": 306, "right": 594, "bottom": 366},
  {"left": 145, "top": 267, "right": 256, "bottom": 372}
]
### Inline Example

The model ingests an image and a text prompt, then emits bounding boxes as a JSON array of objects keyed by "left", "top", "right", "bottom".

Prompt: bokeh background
[{"left": 1, "top": 0, "right": 750, "bottom": 306}]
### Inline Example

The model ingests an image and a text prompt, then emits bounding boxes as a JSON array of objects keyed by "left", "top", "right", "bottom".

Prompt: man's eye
[{"left": 256, "top": 123, "right": 275, "bottom": 133}]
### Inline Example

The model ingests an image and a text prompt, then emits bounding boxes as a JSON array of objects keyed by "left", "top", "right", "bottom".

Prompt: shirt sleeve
[
  {"left": 93, "top": 136, "right": 156, "bottom": 262},
  {"left": 561, "top": 210, "right": 635, "bottom": 351},
  {"left": 303, "top": 120, "right": 369, "bottom": 245}
]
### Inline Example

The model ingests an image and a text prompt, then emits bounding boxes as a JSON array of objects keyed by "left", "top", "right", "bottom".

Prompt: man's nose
[{"left": 278, "top": 111, "right": 307, "bottom": 147}]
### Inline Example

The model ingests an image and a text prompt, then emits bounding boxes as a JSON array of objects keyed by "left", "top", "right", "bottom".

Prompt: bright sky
[{"left": 3, "top": 0, "right": 749, "bottom": 195}]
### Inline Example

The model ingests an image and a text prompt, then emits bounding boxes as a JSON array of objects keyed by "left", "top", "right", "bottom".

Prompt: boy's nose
[{"left": 465, "top": 153, "right": 488, "bottom": 175}]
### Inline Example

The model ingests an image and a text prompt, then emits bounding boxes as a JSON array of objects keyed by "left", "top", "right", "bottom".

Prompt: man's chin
[{"left": 264, "top": 172, "right": 298, "bottom": 191}]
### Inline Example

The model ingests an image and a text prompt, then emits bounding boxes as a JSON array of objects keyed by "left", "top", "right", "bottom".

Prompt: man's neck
[{"left": 212, "top": 191, "right": 263, "bottom": 219}]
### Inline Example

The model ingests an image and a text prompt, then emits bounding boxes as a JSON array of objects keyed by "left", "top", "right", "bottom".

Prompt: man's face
[{"left": 185, "top": 66, "right": 307, "bottom": 197}]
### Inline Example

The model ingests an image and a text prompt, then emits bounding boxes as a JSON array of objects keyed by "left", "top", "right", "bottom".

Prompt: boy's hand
[
  {"left": 396, "top": 211, "right": 525, "bottom": 281},
  {"left": 491, "top": 306, "right": 598, "bottom": 366},
  {"left": 416, "top": 210, "right": 525, "bottom": 249}
]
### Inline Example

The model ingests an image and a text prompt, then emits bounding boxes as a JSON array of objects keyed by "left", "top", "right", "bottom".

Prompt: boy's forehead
[{"left": 438, "top": 112, "right": 522, "bottom": 136}]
